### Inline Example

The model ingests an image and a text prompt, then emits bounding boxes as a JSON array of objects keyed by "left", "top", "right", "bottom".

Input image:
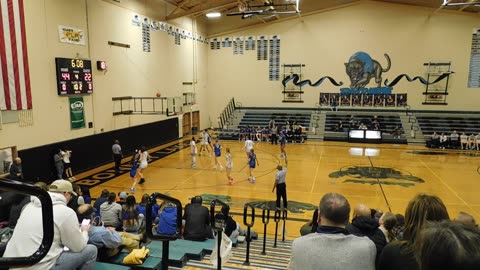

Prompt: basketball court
[{"left": 75, "top": 138, "right": 480, "bottom": 239}]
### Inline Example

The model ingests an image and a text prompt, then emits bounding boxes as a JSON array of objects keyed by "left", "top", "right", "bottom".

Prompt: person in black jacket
[
  {"left": 346, "top": 204, "right": 387, "bottom": 264},
  {"left": 183, "top": 196, "right": 213, "bottom": 241}
]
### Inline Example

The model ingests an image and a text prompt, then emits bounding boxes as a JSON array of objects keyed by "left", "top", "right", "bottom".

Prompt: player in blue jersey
[
  {"left": 248, "top": 149, "right": 259, "bottom": 183},
  {"left": 213, "top": 139, "right": 223, "bottom": 171}
]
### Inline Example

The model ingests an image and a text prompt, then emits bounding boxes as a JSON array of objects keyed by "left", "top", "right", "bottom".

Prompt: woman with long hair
[
  {"left": 137, "top": 147, "right": 150, "bottom": 185},
  {"left": 122, "top": 195, "right": 144, "bottom": 232},
  {"left": 377, "top": 194, "right": 450, "bottom": 270}
]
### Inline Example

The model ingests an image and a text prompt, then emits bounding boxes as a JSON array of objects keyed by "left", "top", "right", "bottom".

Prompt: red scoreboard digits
[{"left": 55, "top": 57, "right": 93, "bottom": 95}]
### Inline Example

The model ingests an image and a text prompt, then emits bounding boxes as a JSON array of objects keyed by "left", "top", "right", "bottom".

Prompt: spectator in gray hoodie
[{"left": 100, "top": 192, "right": 122, "bottom": 230}]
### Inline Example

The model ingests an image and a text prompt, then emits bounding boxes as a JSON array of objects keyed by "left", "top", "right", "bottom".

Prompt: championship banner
[
  {"left": 69, "top": 97, "right": 85, "bottom": 129},
  {"left": 58, "top": 25, "right": 85, "bottom": 45}
]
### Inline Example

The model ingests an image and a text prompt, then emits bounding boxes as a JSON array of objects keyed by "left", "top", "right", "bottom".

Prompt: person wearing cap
[
  {"left": 3, "top": 180, "right": 97, "bottom": 270},
  {"left": 117, "top": 191, "right": 128, "bottom": 204},
  {"left": 272, "top": 155, "right": 288, "bottom": 210}
]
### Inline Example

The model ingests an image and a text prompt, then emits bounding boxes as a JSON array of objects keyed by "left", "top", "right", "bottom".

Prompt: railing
[
  {"left": 182, "top": 92, "right": 196, "bottom": 105},
  {"left": 112, "top": 96, "right": 183, "bottom": 116},
  {"left": 145, "top": 193, "right": 183, "bottom": 270},
  {"left": 218, "top": 98, "right": 236, "bottom": 129},
  {"left": 0, "top": 179, "right": 54, "bottom": 268},
  {"left": 210, "top": 199, "right": 229, "bottom": 270}
]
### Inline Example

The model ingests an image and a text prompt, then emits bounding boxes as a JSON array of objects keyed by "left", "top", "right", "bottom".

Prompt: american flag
[{"left": 0, "top": 0, "right": 31, "bottom": 110}]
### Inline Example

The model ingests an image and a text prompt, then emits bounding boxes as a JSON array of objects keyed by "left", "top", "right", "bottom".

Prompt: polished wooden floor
[{"left": 76, "top": 139, "right": 480, "bottom": 239}]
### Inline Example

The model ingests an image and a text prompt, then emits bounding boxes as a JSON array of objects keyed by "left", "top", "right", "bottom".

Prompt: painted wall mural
[
  {"left": 345, "top": 52, "right": 391, "bottom": 90},
  {"left": 282, "top": 51, "right": 453, "bottom": 93}
]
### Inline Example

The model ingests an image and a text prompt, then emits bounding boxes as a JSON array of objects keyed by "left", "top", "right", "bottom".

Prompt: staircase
[
  {"left": 308, "top": 110, "right": 325, "bottom": 141},
  {"left": 184, "top": 237, "right": 292, "bottom": 269},
  {"left": 401, "top": 108, "right": 426, "bottom": 146}
]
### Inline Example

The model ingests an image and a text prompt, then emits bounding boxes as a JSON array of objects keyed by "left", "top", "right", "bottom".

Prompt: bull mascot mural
[{"left": 345, "top": 52, "right": 391, "bottom": 90}]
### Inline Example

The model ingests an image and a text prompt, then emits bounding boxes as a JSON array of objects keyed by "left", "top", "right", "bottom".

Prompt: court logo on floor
[
  {"left": 198, "top": 194, "right": 317, "bottom": 214},
  {"left": 329, "top": 166, "right": 425, "bottom": 187}
]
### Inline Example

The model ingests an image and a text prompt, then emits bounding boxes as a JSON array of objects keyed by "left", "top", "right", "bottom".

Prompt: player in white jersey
[
  {"left": 243, "top": 138, "right": 254, "bottom": 157},
  {"left": 225, "top": 148, "right": 234, "bottom": 184},
  {"left": 199, "top": 129, "right": 211, "bottom": 157},
  {"left": 138, "top": 147, "right": 150, "bottom": 183},
  {"left": 190, "top": 137, "right": 198, "bottom": 168}
]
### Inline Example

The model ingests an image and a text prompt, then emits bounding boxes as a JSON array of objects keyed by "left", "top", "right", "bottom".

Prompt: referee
[{"left": 272, "top": 156, "right": 288, "bottom": 210}]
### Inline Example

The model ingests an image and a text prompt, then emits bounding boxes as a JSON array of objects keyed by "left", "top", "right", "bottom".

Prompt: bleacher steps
[{"left": 184, "top": 237, "right": 292, "bottom": 270}]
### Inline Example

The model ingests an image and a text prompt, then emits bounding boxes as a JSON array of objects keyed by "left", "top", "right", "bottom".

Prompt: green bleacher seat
[{"left": 94, "top": 262, "right": 132, "bottom": 270}]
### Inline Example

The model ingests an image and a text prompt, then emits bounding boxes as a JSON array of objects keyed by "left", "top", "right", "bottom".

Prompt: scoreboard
[{"left": 55, "top": 57, "right": 93, "bottom": 95}]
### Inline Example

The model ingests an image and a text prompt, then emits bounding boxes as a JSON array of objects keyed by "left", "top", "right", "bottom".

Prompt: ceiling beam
[
  {"left": 168, "top": 0, "right": 194, "bottom": 17},
  {"left": 459, "top": 0, "right": 478, "bottom": 11},
  {"left": 166, "top": 0, "right": 239, "bottom": 20}
]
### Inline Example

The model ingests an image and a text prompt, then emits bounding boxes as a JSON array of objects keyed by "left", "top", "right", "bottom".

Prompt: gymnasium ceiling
[{"left": 118, "top": 0, "right": 480, "bottom": 36}]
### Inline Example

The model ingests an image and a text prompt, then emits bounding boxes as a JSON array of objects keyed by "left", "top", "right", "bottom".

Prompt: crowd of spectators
[
  {"left": 427, "top": 130, "right": 480, "bottom": 150},
  {"left": 293, "top": 192, "right": 480, "bottom": 270},
  {"left": 0, "top": 185, "right": 247, "bottom": 267},
  {"left": 238, "top": 117, "right": 307, "bottom": 143}
]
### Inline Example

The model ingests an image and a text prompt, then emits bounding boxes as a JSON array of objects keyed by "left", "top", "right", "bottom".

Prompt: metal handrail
[
  {"left": 145, "top": 192, "right": 183, "bottom": 270},
  {"left": 0, "top": 179, "right": 54, "bottom": 268}
]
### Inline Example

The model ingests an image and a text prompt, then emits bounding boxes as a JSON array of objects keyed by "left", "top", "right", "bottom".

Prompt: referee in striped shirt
[{"left": 272, "top": 155, "right": 288, "bottom": 210}]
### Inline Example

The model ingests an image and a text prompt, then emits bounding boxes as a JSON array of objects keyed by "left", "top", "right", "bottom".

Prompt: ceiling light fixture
[
  {"left": 441, "top": 0, "right": 480, "bottom": 6},
  {"left": 206, "top": 12, "right": 221, "bottom": 18}
]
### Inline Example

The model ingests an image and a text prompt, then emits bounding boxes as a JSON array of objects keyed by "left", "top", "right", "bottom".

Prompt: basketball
[{"left": 156, "top": 92, "right": 161, "bottom": 97}]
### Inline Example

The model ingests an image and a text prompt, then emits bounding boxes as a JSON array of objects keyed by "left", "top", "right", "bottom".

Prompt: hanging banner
[
  {"left": 69, "top": 97, "right": 85, "bottom": 129},
  {"left": 58, "top": 25, "right": 85, "bottom": 45}
]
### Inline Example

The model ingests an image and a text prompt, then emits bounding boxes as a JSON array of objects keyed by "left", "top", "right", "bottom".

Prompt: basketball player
[
  {"left": 248, "top": 149, "right": 259, "bottom": 183},
  {"left": 244, "top": 137, "right": 254, "bottom": 158},
  {"left": 137, "top": 147, "right": 150, "bottom": 184},
  {"left": 199, "top": 129, "right": 211, "bottom": 157},
  {"left": 190, "top": 137, "right": 198, "bottom": 168},
  {"left": 475, "top": 132, "right": 480, "bottom": 150},
  {"left": 225, "top": 148, "right": 234, "bottom": 184},
  {"left": 130, "top": 149, "right": 141, "bottom": 193},
  {"left": 213, "top": 139, "right": 223, "bottom": 170}
]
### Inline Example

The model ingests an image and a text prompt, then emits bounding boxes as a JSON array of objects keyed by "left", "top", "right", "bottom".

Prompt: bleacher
[
  {"left": 417, "top": 115, "right": 480, "bottom": 136},
  {"left": 325, "top": 113, "right": 402, "bottom": 134},
  {"left": 323, "top": 112, "right": 406, "bottom": 143},
  {"left": 217, "top": 109, "right": 311, "bottom": 141},
  {"left": 106, "top": 239, "right": 216, "bottom": 269},
  {"left": 238, "top": 111, "right": 311, "bottom": 129},
  {"left": 92, "top": 235, "right": 291, "bottom": 270}
]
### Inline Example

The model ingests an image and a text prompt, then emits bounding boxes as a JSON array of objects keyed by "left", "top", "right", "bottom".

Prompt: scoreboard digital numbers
[{"left": 55, "top": 57, "right": 93, "bottom": 95}]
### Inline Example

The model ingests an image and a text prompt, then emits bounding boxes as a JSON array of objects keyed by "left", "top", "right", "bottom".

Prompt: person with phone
[{"left": 3, "top": 180, "right": 97, "bottom": 270}]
